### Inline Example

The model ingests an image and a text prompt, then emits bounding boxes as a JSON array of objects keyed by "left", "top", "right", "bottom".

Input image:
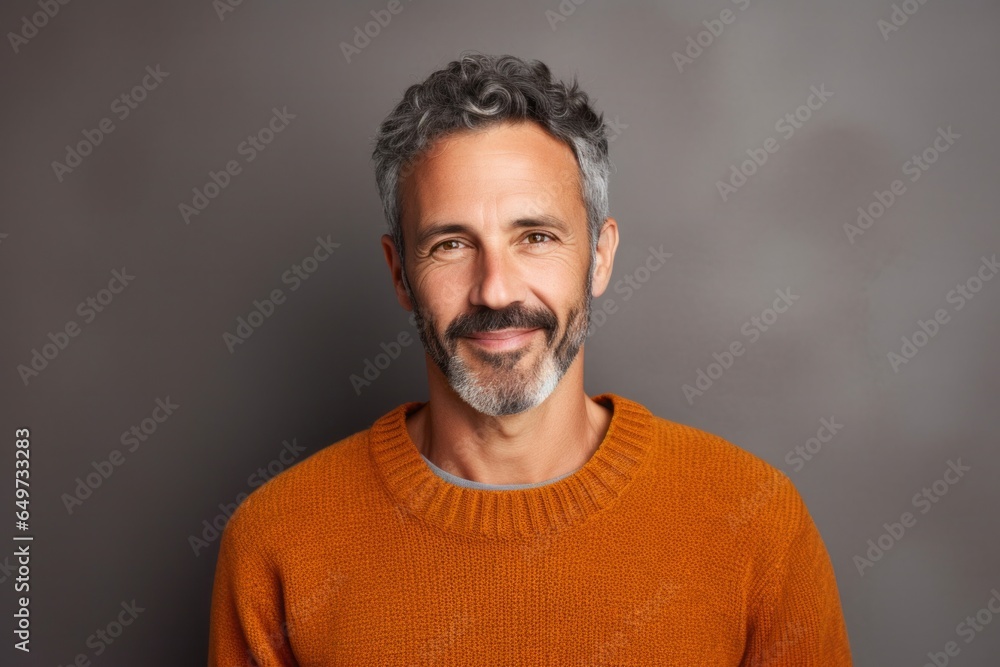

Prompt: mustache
[{"left": 445, "top": 305, "right": 558, "bottom": 340}]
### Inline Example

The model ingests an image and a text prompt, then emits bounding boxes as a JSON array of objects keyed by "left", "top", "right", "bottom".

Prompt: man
[{"left": 208, "top": 52, "right": 853, "bottom": 665}]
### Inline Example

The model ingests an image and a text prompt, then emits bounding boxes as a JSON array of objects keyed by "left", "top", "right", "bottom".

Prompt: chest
[{"left": 282, "top": 531, "right": 752, "bottom": 666}]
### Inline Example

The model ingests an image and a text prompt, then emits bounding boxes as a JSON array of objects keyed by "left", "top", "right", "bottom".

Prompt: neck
[
  {"left": 369, "top": 391, "right": 654, "bottom": 539},
  {"left": 407, "top": 354, "right": 612, "bottom": 486}
]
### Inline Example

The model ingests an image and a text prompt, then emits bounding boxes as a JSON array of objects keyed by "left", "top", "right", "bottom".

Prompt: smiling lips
[{"left": 462, "top": 328, "right": 541, "bottom": 351}]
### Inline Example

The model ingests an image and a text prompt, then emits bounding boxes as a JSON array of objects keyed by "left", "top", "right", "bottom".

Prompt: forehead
[{"left": 399, "top": 121, "right": 584, "bottom": 229}]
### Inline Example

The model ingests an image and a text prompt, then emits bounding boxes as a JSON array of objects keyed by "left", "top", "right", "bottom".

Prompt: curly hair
[{"left": 371, "top": 52, "right": 612, "bottom": 282}]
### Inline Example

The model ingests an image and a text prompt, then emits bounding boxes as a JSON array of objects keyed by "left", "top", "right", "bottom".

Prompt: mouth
[{"left": 461, "top": 328, "right": 541, "bottom": 352}]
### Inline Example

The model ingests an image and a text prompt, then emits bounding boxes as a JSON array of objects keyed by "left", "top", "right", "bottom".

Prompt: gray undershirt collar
[{"left": 419, "top": 453, "right": 580, "bottom": 490}]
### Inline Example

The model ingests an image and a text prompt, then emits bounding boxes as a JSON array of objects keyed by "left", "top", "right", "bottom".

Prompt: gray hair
[{"left": 371, "top": 52, "right": 612, "bottom": 283}]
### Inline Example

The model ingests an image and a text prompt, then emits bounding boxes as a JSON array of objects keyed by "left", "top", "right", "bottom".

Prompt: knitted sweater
[{"left": 208, "top": 392, "right": 853, "bottom": 666}]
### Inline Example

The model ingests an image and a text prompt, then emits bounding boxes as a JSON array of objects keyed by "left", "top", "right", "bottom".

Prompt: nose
[{"left": 469, "top": 244, "right": 524, "bottom": 312}]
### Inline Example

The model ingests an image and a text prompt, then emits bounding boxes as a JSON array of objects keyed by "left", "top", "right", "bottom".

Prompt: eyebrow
[{"left": 415, "top": 215, "right": 572, "bottom": 249}]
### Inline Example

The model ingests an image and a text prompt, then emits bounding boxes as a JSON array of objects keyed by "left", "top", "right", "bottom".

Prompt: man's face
[{"left": 395, "top": 121, "right": 596, "bottom": 417}]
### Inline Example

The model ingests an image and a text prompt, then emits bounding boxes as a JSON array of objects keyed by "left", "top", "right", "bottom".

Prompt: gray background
[{"left": 2, "top": 0, "right": 998, "bottom": 664}]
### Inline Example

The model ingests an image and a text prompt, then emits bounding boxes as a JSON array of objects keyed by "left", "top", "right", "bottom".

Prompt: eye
[
  {"left": 523, "top": 232, "right": 555, "bottom": 245},
  {"left": 431, "top": 239, "right": 466, "bottom": 253}
]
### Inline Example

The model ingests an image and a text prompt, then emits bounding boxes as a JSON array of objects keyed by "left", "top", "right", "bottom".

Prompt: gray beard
[{"left": 405, "top": 261, "right": 594, "bottom": 417}]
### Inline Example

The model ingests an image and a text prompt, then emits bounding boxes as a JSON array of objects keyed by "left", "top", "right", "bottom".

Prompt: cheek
[
  {"left": 540, "top": 252, "right": 590, "bottom": 289},
  {"left": 414, "top": 265, "right": 469, "bottom": 307},
  {"left": 412, "top": 277, "right": 463, "bottom": 332},
  {"left": 550, "top": 263, "right": 589, "bottom": 297}
]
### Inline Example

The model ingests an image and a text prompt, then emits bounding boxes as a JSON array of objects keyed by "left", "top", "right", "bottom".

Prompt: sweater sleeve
[
  {"left": 207, "top": 502, "right": 299, "bottom": 667},
  {"left": 740, "top": 488, "right": 853, "bottom": 667}
]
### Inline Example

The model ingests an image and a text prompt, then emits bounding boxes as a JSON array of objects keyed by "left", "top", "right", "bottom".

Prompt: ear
[
  {"left": 381, "top": 234, "right": 414, "bottom": 311},
  {"left": 590, "top": 217, "right": 620, "bottom": 299}
]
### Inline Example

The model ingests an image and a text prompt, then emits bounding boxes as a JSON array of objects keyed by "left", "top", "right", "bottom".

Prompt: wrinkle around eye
[{"left": 430, "top": 232, "right": 558, "bottom": 255}]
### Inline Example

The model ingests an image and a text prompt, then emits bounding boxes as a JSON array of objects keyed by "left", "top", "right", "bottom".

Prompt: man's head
[{"left": 372, "top": 52, "right": 618, "bottom": 417}]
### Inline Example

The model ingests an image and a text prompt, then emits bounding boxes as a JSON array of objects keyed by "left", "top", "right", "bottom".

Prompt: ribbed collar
[{"left": 368, "top": 392, "right": 654, "bottom": 540}]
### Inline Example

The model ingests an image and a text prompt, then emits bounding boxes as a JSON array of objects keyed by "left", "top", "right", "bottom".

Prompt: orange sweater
[{"left": 208, "top": 393, "right": 852, "bottom": 666}]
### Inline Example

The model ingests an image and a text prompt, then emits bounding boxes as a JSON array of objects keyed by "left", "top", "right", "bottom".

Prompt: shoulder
[
  {"left": 220, "top": 426, "right": 372, "bottom": 548},
  {"left": 648, "top": 414, "right": 781, "bottom": 482},
  {"left": 646, "top": 414, "right": 808, "bottom": 538}
]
